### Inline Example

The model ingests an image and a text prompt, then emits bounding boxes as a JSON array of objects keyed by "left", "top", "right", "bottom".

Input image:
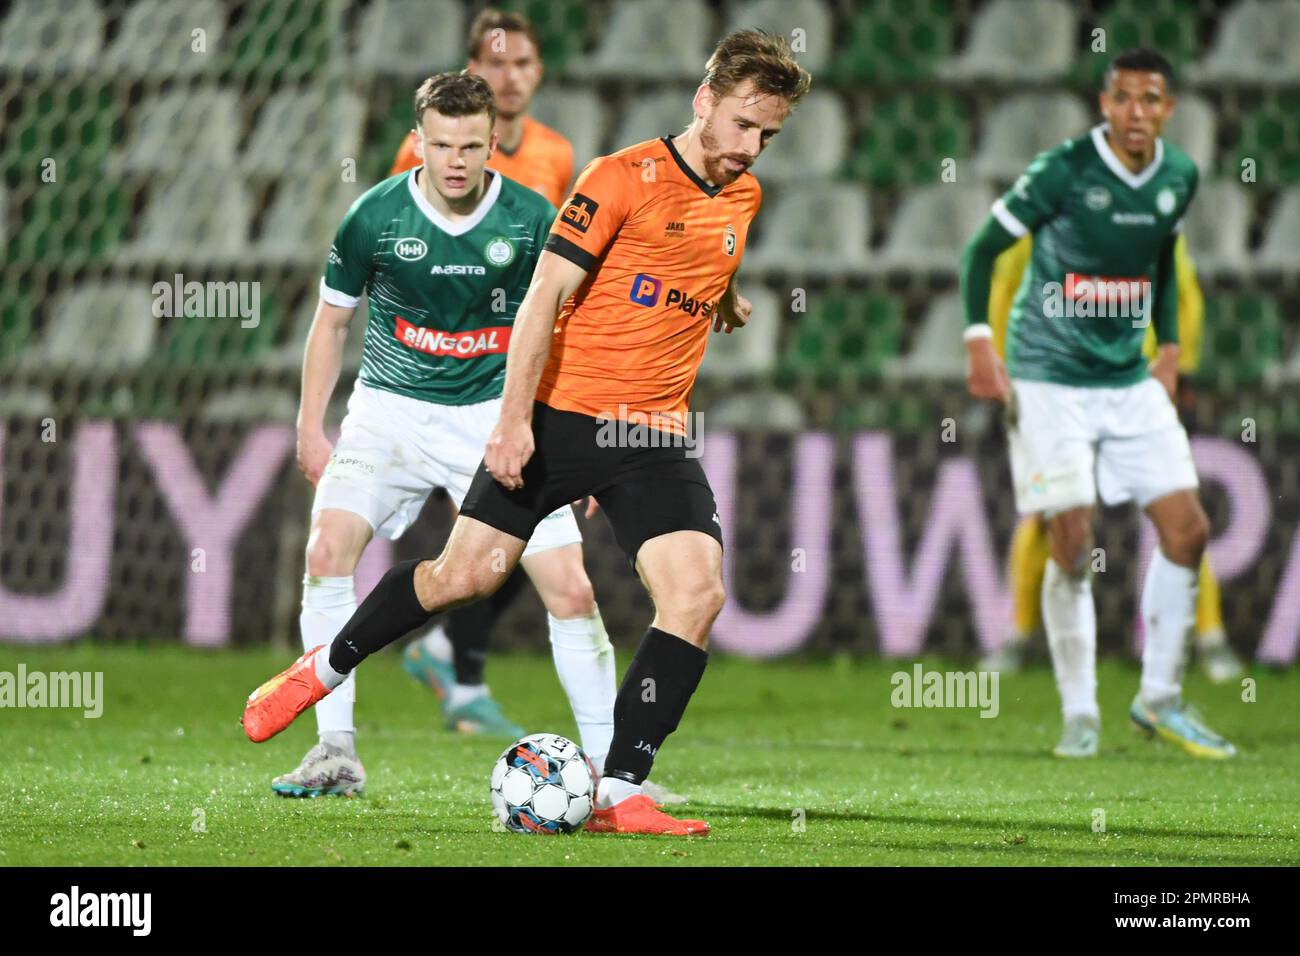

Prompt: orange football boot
[
  {"left": 242, "top": 646, "right": 331, "bottom": 743},
  {"left": 584, "top": 794, "right": 709, "bottom": 836}
]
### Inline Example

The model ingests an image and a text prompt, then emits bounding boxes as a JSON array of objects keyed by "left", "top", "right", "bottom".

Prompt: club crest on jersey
[
  {"left": 1084, "top": 186, "right": 1111, "bottom": 211},
  {"left": 485, "top": 236, "right": 515, "bottom": 266},
  {"left": 723, "top": 223, "right": 736, "bottom": 256},
  {"left": 1156, "top": 188, "right": 1177, "bottom": 216},
  {"left": 394, "top": 237, "right": 427, "bottom": 261}
]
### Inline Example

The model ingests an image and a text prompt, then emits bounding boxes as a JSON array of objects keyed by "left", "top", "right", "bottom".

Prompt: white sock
[
  {"left": 548, "top": 606, "right": 616, "bottom": 766},
  {"left": 416, "top": 621, "right": 454, "bottom": 661},
  {"left": 596, "top": 777, "right": 641, "bottom": 809},
  {"left": 301, "top": 575, "right": 355, "bottom": 718},
  {"left": 448, "top": 683, "right": 488, "bottom": 710},
  {"left": 1042, "top": 559, "right": 1099, "bottom": 720},
  {"left": 1140, "top": 548, "right": 1196, "bottom": 707}
]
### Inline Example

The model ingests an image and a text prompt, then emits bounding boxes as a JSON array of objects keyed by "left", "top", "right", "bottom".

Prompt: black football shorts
[{"left": 460, "top": 401, "right": 723, "bottom": 566}]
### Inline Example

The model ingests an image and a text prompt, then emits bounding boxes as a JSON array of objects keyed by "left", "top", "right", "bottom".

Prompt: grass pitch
[{"left": 1, "top": 644, "right": 1296, "bottom": 866}]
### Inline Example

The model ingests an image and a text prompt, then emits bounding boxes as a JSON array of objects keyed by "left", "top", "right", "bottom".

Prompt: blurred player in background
[
  {"left": 277, "top": 72, "right": 634, "bottom": 798},
  {"left": 390, "top": 8, "right": 587, "bottom": 744},
  {"left": 245, "top": 30, "right": 810, "bottom": 835},
  {"left": 389, "top": 9, "right": 573, "bottom": 206},
  {"left": 980, "top": 236, "right": 1245, "bottom": 684},
  {"left": 962, "top": 49, "right": 1236, "bottom": 760}
]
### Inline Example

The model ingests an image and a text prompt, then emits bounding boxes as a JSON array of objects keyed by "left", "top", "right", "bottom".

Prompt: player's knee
[
  {"left": 304, "top": 532, "right": 359, "bottom": 577},
  {"left": 1164, "top": 509, "right": 1209, "bottom": 565},
  {"left": 547, "top": 572, "right": 595, "bottom": 619},
  {"left": 666, "top": 576, "right": 725, "bottom": 629}
]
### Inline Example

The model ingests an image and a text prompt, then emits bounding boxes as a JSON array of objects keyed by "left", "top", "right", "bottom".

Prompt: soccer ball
[{"left": 490, "top": 733, "right": 598, "bottom": 834}]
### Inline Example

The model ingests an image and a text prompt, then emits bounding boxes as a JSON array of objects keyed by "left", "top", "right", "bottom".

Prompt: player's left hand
[
  {"left": 574, "top": 496, "right": 600, "bottom": 518},
  {"left": 485, "top": 417, "right": 534, "bottom": 491},
  {"left": 1151, "top": 344, "right": 1179, "bottom": 400},
  {"left": 714, "top": 292, "right": 751, "bottom": 334}
]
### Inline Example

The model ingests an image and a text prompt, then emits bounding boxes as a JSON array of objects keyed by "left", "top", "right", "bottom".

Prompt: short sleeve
[
  {"left": 544, "top": 156, "right": 634, "bottom": 272},
  {"left": 321, "top": 199, "right": 373, "bottom": 308},
  {"left": 994, "top": 148, "right": 1071, "bottom": 237}
]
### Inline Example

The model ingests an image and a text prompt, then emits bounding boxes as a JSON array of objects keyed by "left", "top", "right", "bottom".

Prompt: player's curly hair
[
  {"left": 414, "top": 71, "right": 497, "bottom": 128},
  {"left": 702, "top": 29, "right": 813, "bottom": 109}
]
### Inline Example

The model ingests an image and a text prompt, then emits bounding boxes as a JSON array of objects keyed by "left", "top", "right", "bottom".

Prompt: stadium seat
[
  {"left": 253, "top": 176, "right": 365, "bottom": 266},
  {"left": 972, "top": 92, "right": 1091, "bottom": 183},
  {"left": 743, "top": 183, "right": 871, "bottom": 278},
  {"left": 1161, "top": 93, "right": 1216, "bottom": 174},
  {"left": 1256, "top": 187, "right": 1300, "bottom": 275},
  {"left": 1075, "top": 0, "right": 1201, "bottom": 88},
  {"left": 850, "top": 92, "right": 971, "bottom": 190},
  {"left": 114, "top": 88, "right": 242, "bottom": 175},
  {"left": 0, "top": 278, "right": 35, "bottom": 366},
  {"left": 119, "top": 174, "right": 252, "bottom": 266},
  {"left": 502, "top": 0, "right": 589, "bottom": 73},
  {"left": 202, "top": 387, "right": 299, "bottom": 423},
  {"left": 241, "top": 88, "right": 366, "bottom": 178},
  {"left": 872, "top": 184, "right": 995, "bottom": 275},
  {"left": 159, "top": 293, "right": 280, "bottom": 368},
  {"left": 831, "top": 0, "right": 953, "bottom": 82},
  {"left": 1197, "top": 293, "right": 1283, "bottom": 388},
  {"left": 530, "top": 86, "right": 605, "bottom": 173},
  {"left": 354, "top": 0, "right": 464, "bottom": 76},
  {"left": 101, "top": 0, "right": 225, "bottom": 76},
  {"left": 0, "top": 0, "right": 103, "bottom": 71},
  {"left": 24, "top": 283, "right": 157, "bottom": 370},
  {"left": 1191, "top": 0, "right": 1300, "bottom": 84},
  {"left": 705, "top": 390, "right": 806, "bottom": 430},
  {"left": 776, "top": 291, "right": 904, "bottom": 390},
  {"left": 886, "top": 292, "right": 966, "bottom": 383},
  {"left": 226, "top": 0, "right": 333, "bottom": 80},
  {"left": 723, "top": 0, "right": 832, "bottom": 73},
  {"left": 751, "top": 91, "right": 847, "bottom": 182},
  {"left": 1228, "top": 94, "right": 1300, "bottom": 187},
  {"left": 612, "top": 89, "right": 696, "bottom": 149},
  {"left": 697, "top": 284, "right": 779, "bottom": 383},
  {"left": 1180, "top": 180, "right": 1252, "bottom": 279},
  {"left": 942, "top": 0, "right": 1077, "bottom": 82},
  {"left": 569, "top": 0, "right": 713, "bottom": 81}
]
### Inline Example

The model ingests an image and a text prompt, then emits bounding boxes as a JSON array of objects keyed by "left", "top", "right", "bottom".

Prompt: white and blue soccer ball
[{"left": 490, "top": 733, "right": 598, "bottom": 834}]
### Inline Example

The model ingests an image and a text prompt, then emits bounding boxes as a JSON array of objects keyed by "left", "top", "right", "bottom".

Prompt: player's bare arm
[
  {"left": 296, "top": 300, "right": 355, "bottom": 485},
  {"left": 713, "top": 276, "right": 751, "bottom": 334},
  {"left": 1150, "top": 342, "right": 1180, "bottom": 398},
  {"left": 485, "top": 250, "right": 590, "bottom": 490}
]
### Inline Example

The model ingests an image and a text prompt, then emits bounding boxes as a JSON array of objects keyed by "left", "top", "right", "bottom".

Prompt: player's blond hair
[{"left": 702, "top": 30, "right": 812, "bottom": 109}]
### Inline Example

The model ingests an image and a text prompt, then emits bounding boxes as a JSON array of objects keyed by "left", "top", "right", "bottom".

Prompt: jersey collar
[
  {"left": 1090, "top": 123, "right": 1164, "bottom": 190},
  {"left": 661, "top": 134, "right": 724, "bottom": 198},
  {"left": 407, "top": 165, "right": 502, "bottom": 236}
]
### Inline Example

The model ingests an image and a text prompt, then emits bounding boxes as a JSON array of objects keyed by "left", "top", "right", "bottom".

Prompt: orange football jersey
[
  {"left": 390, "top": 114, "right": 574, "bottom": 208},
  {"left": 538, "top": 136, "right": 762, "bottom": 434}
]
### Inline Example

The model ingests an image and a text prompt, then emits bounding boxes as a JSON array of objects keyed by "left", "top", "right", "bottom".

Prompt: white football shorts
[
  {"left": 1006, "top": 376, "right": 1199, "bottom": 516},
  {"left": 312, "top": 381, "right": 583, "bottom": 557}
]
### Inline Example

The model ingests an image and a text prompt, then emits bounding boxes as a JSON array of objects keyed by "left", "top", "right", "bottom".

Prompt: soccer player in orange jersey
[
  {"left": 389, "top": 9, "right": 573, "bottom": 207},
  {"left": 243, "top": 30, "right": 812, "bottom": 836}
]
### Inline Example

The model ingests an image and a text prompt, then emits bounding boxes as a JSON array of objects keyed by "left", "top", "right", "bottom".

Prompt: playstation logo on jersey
[
  {"left": 629, "top": 274, "right": 662, "bottom": 307},
  {"left": 394, "top": 237, "right": 428, "bottom": 261},
  {"left": 722, "top": 223, "right": 736, "bottom": 256},
  {"left": 561, "top": 193, "right": 599, "bottom": 234}
]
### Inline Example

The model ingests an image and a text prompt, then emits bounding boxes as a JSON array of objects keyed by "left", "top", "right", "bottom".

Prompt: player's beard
[{"left": 698, "top": 116, "right": 750, "bottom": 186}]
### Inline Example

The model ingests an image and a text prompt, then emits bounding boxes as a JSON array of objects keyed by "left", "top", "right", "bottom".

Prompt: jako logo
[
  {"left": 50, "top": 886, "right": 151, "bottom": 936},
  {"left": 629, "top": 274, "right": 662, "bottom": 307},
  {"left": 394, "top": 238, "right": 427, "bottom": 261}
]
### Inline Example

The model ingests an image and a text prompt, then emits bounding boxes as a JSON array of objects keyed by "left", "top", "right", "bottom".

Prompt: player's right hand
[
  {"left": 966, "top": 338, "right": 1011, "bottom": 403},
  {"left": 485, "top": 417, "right": 534, "bottom": 491},
  {"left": 296, "top": 427, "right": 333, "bottom": 486}
]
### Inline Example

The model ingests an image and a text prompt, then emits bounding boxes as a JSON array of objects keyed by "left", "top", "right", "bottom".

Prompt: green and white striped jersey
[
  {"left": 995, "top": 124, "right": 1199, "bottom": 387},
  {"left": 321, "top": 168, "right": 557, "bottom": 405}
]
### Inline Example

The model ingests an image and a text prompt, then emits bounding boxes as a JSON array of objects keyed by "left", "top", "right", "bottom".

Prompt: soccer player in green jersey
[
  {"left": 274, "top": 72, "right": 624, "bottom": 795},
  {"left": 961, "top": 49, "right": 1236, "bottom": 760}
]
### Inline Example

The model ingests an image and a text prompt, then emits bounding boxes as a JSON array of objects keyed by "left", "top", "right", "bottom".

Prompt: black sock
[
  {"left": 447, "top": 567, "right": 527, "bottom": 685},
  {"left": 329, "top": 559, "right": 432, "bottom": 674},
  {"left": 602, "top": 628, "right": 708, "bottom": 785}
]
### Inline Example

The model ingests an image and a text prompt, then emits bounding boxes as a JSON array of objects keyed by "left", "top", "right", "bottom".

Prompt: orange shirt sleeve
[
  {"left": 389, "top": 132, "right": 420, "bottom": 177},
  {"left": 544, "top": 157, "right": 634, "bottom": 272}
]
